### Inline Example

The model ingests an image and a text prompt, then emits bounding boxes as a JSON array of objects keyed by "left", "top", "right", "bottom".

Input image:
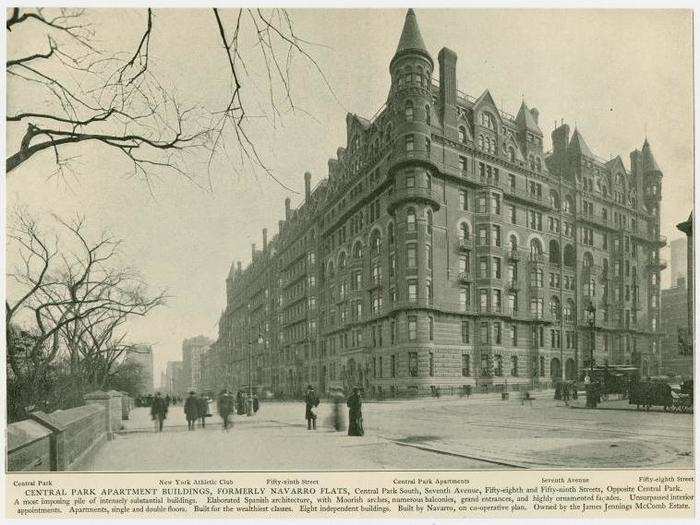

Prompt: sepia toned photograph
[{"left": 5, "top": 6, "right": 694, "bottom": 477}]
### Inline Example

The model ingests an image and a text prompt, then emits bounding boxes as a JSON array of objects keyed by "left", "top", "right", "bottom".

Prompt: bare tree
[
  {"left": 6, "top": 8, "right": 334, "bottom": 190},
  {"left": 6, "top": 210, "right": 165, "bottom": 402}
]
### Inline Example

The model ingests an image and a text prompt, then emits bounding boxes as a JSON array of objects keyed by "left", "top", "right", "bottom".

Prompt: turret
[{"left": 387, "top": 9, "right": 435, "bottom": 167}]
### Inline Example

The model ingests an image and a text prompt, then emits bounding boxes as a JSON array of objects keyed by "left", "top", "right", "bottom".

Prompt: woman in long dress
[{"left": 347, "top": 387, "right": 364, "bottom": 436}]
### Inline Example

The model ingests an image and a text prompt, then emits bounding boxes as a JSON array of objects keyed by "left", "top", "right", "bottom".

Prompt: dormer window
[
  {"left": 458, "top": 126, "right": 467, "bottom": 144},
  {"left": 481, "top": 112, "right": 496, "bottom": 130}
]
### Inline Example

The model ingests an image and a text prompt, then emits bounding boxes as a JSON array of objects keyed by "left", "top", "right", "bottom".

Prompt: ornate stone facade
[{"left": 210, "top": 9, "right": 665, "bottom": 397}]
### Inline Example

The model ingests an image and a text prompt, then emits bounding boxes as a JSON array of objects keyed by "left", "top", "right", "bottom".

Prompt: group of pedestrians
[
  {"left": 184, "top": 391, "right": 211, "bottom": 430},
  {"left": 150, "top": 385, "right": 363, "bottom": 437},
  {"left": 304, "top": 385, "right": 364, "bottom": 436}
]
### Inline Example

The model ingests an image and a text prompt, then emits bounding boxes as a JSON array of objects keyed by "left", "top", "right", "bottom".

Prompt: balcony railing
[
  {"left": 457, "top": 271, "right": 473, "bottom": 283},
  {"left": 457, "top": 238, "right": 473, "bottom": 251},
  {"left": 386, "top": 186, "right": 442, "bottom": 214}
]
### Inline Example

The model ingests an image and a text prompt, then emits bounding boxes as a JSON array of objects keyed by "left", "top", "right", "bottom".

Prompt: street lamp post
[
  {"left": 585, "top": 303, "right": 597, "bottom": 408},
  {"left": 247, "top": 333, "right": 262, "bottom": 416}
]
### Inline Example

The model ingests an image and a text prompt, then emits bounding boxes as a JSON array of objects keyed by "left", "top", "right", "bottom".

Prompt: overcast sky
[{"left": 6, "top": 9, "right": 693, "bottom": 385}]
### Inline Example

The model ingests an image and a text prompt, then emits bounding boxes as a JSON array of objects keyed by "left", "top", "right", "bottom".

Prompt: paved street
[{"left": 82, "top": 393, "right": 693, "bottom": 471}]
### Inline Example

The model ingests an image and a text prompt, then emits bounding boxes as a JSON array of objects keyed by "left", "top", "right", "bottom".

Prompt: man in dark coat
[
  {"left": 304, "top": 385, "right": 319, "bottom": 430},
  {"left": 347, "top": 387, "right": 364, "bottom": 436},
  {"left": 252, "top": 393, "right": 260, "bottom": 414},
  {"left": 150, "top": 392, "right": 168, "bottom": 432},
  {"left": 197, "top": 393, "right": 209, "bottom": 428},
  {"left": 184, "top": 391, "right": 199, "bottom": 430},
  {"left": 218, "top": 389, "right": 234, "bottom": 431},
  {"left": 236, "top": 391, "right": 245, "bottom": 415}
]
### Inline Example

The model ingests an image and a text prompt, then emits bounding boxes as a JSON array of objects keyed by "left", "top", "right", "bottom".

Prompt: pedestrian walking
[
  {"left": 304, "top": 385, "right": 319, "bottom": 430},
  {"left": 252, "top": 393, "right": 260, "bottom": 414},
  {"left": 184, "top": 391, "right": 199, "bottom": 430},
  {"left": 197, "top": 393, "right": 209, "bottom": 428},
  {"left": 218, "top": 389, "right": 234, "bottom": 431},
  {"left": 347, "top": 387, "right": 364, "bottom": 436},
  {"left": 562, "top": 382, "right": 570, "bottom": 406},
  {"left": 150, "top": 391, "right": 168, "bottom": 432},
  {"left": 330, "top": 387, "right": 345, "bottom": 432}
]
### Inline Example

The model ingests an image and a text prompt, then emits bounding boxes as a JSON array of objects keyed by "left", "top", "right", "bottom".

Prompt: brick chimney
[
  {"left": 304, "top": 172, "right": 312, "bottom": 201},
  {"left": 262, "top": 228, "right": 268, "bottom": 251}
]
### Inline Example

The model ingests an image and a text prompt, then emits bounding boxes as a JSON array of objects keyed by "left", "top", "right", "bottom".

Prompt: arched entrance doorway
[
  {"left": 550, "top": 357, "right": 562, "bottom": 381},
  {"left": 565, "top": 358, "right": 577, "bottom": 380}
]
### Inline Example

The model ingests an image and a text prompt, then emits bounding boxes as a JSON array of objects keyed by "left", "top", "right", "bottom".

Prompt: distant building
[
  {"left": 124, "top": 345, "right": 154, "bottom": 394},
  {"left": 165, "top": 360, "right": 184, "bottom": 396},
  {"left": 659, "top": 278, "right": 692, "bottom": 378},
  {"left": 182, "top": 336, "right": 213, "bottom": 392},
  {"left": 670, "top": 238, "right": 688, "bottom": 288}
]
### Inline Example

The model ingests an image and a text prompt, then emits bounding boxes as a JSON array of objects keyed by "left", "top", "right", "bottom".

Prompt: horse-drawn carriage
[{"left": 629, "top": 377, "right": 693, "bottom": 412}]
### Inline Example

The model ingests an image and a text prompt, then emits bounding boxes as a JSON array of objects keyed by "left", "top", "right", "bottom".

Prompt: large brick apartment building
[{"left": 209, "top": 9, "right": 666, "bottom": 397}]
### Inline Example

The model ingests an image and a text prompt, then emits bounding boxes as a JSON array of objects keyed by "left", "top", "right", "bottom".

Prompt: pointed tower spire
[
  {"left": 641, "top": 138, "right": 661, "bottom": 173},
  {"left": 391, "top": 9, "right": 432, "bottom": 69}
]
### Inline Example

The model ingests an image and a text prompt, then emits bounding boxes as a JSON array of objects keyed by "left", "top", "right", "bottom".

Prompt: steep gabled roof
[
  {"left": 605, "top": 155, "right": 626, "bottom": 174},
  {"left": 515, "top": 101, "right": 542, "bottom": 135},
  {"left": 569, "top": 128, "right": 594, "bottom": 158},
  {"left": 473, "top": 89, "right": 501, "bottom": 122}
]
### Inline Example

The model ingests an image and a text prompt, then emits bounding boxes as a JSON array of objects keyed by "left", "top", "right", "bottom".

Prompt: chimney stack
[
  {"left": 236, "top": 261, "right": 242, "bottom": 272},
  {"left": 304, "top": 172, "right": 312, "bottom": 201},
  {"left": 438, "top": 47, "right": 458, "bottom": 139},
  {"left": 262, "top": 228, "right": 268, "bottom": 251},
  {"left": 285, "top": 197, "right": 291, "bottom": 220},
  {"left": 251, "top": 243, "right": 256, "bottom": 259}
]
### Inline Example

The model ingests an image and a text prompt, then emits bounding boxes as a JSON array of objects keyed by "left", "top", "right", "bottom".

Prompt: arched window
[
  {"left": 426, "top": 210, "right": 433, "bottom": 235},
  {"left": 405, "top": 100, "right": 414, "bottom": 122},
  {"left": 370, "top": 230, "right": 382, "bottom": 256},
  {"left": 535, "top": 157, "right": 542, "bottom": 172},
  {"left": 563, "top": 244, "right": 575, "bottom": 267},
  {"left": 550, "top": 296, "right": 561, "bottom": 320},
  {"left": 508, "top": 147, "right": 516, "bottom": 163},
  {"left": 530, "top": 238, "right": 543, "bottom": 257},
  {"left": 406, "top": 208, "right": 416, "bottom": 233},
  {"left": 550, "top": 190, "right": 560, "bottom": 210},
  {"left": 460, "top": 222, "right": 470, "bottom": 241},
  {"left": 353, "top": 241, "right": 363, "bottom": 259},
  {"left": 582, "top": 252, "right": 594, "bottom": 269},
  {"left": 425, "top": 105, "right": 431, "bottom": 125},
  {"left": 388, "top": 222, "right": 395, "bottom": 245},
  {"left": 549, "top": 240, "right": 561, "bottom": 264},
  {"left": 564, "top": 195, "right": 574, "bottom": 213},
  {"left": 529, "top": 155, "right": 536, "bottom": 171},
  {"left": 565, "top": 299, "right": 575, "bottom": 322},
  {"left": 327, "top": 261, "right": 335, "bottom": 278},
  {"left": 478, "top": 135, "right": 484, "bottom": 150},
  {"left": 338, "top": 252, "right": 347, "bottom": 270},
  {"left": 425, "top": 172, "right": 432, "bottom": 189},
  {"left": 458, "top": 126, "right": 467, "bottom": 143}
]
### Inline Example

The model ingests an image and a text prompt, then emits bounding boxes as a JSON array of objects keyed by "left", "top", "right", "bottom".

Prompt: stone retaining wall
[{"left": 7, "top": 390, "right": 130, "bottom": 471}]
